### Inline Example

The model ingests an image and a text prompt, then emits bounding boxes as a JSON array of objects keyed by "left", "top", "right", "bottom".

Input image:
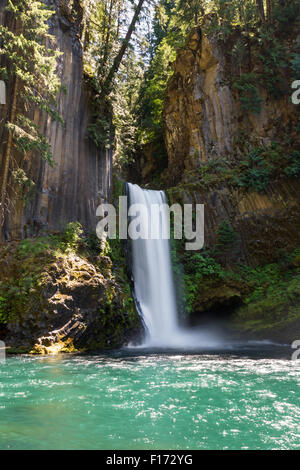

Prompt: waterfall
[
  {"left": 127, "top": 183, "right": 180, "bottom": 347},
  {"left": 126, "top": 183, "right": 223, "bottom": 349}
]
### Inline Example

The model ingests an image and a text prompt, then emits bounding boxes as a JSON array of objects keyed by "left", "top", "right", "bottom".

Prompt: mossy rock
[{"left": 0, "top": 229, "right": 143, "bottom": 354}]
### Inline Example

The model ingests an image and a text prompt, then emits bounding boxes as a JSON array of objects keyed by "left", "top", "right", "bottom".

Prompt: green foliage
[
  {"left": 7, "top": 115, "right": 54, "bottom": 165},
  {"left": 112, "top": 52, "right": 144, "bottom": 167},
  {"left": 17, "top": 238, "right": 51, "bottom": 256},
  {"left": 232, "top": 143, "right": 300, "bottom": 192},
  {"left": 0, "top": 0, "right": 62, "bottom": 109},
  {"left": 239, "top": 263, "right": 282, "bottom": 303},
  {"left": 0, "top": 220, "right": 138, "bottom": 329},
  {"left": 11, "top": 168, "right": 36, "bottom": 202},
  {"left": 182, "top": 141, "right": 300, "bottom": 194},
  {"left": 170, "top": 236, "right": 186, "bottom": 317},
  {"left": 135, "top": 0, "right": 188, "bottom": 151},
  {"left": 60, "top": 222, "right": 84, "bottom": 250},
  {"left": 203, "top": 2, "right": 297, "bottom": 105},
  {"left": 258, "top": 38, "right": 288, "bottom": 98},
  {"left": 175, "top": 230, "right": 300, "bottom": 323},
  {"left": 0, "top": 296, "right": 8, "bottom": 324},
  {"left": 234, "top": 73, "right": 262, "bottom": 114},
  {"left": 182, "top": 251, "right": 224, "bottom": 313},
  {"left": 107, "top": 236, "right": 122, "bottom": 264},
  {"left": 230, "top": 39, "right": 247, "bottom": 72},
  {"left": 203, "top": 0, "right": 258, "bottom": 39},
  {"left": 235, "top": 146, "right": 275, "bottom": 192},
  {"left": 0, "top": 245, "right": 42, "bottom": 324},
  {"left": 235, "top": 267, "right": 300, "bottom": 332},
  {"left": 0, "top": 279, "right": 35, "bottom": 325},
  {"left": 291, "top": 36, "right": 300, "bottom": 79},
  {"left": 137, "top": 38, "right": 177, "bottom": 145},
  {"left": 83, "top": 0, "right": 118, "bottom": 147},
  {"left": 174, "top": 0, "right": 205, "bottom": 28},
  {"left": 0, "top": 66, "right": 8, "bottom": 80},
  {"left": 84, "top": 232, "right": 102, "bottom": 256},
  {"left": 233, "top": 249, "right": 300, "bottom": 331},
  {"left": 215, "top": 220, "right": 239, "bottom": 255},
  {"left": 105, "top": 236, "right": 138, "bottom": 317},
  {"left": 184, "top": 251, "right": 223, "bottom": 277},
  {"left": 16, "top": 222, "right": 84, "bottom": 257},
  {"left": 284, "top": 151, "right": 300, "bottom": 177},
  {"left": 273, "top": 2, "right": 300, "bottom": 34},
  {"left": 87, "top": 100, "right": 113, "bottom": 149},
  {"left": 82, "top": 0, "right": 300, "bottom": 169},
  {"left": 0, "top": 0, "right": 63, "bottom": 195},
  {"left": 84, "top": 0, "right": 149, "bottom": 157}
]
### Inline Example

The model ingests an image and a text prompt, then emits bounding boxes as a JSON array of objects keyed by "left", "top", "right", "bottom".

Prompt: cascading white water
[
  {"left": 127, "top": 183, "right": 224, "bottom": 349},
  {"left": 127, "top": 183, "right": 180, "bottom": 347},
  {"left": 127, "top": 184, "right": 277, "bottom": 350}
]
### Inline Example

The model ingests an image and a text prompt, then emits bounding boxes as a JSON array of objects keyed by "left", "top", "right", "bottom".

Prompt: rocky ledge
[{"left": 0, "top": 226, "right": 143, "bottom": 354}]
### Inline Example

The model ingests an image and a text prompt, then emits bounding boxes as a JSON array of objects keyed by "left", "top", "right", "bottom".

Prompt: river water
[{"left": 0, "top": 346, "right": 299, "bottom": 450}]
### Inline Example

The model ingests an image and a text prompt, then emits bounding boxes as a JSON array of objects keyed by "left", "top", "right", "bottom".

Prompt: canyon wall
[
  {"left": 163, "top": 28, "right": 300, "bottom": 266},
  {"left": 0, "top": 0, "right": 112, "bottom": 241}
]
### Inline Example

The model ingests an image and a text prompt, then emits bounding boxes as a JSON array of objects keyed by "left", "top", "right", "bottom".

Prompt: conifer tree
[{"left": 0, "top": 0, "right": 62, "bottom": 223}]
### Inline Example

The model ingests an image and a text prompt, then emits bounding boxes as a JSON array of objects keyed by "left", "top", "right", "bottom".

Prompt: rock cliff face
[
  {"left": 0, "top": 0, "right": 112, "bottom": 241},
  {"left": 164, "top": 28, "right": 297, "bottom": 184},
  {"left": 0, "top": 236, "right": 142, "bottom": 353},
  {"left": 163, "top": 28, "right": 300, "bottom": 266}
]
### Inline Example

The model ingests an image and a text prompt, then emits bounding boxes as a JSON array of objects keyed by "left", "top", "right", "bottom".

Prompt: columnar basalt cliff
[
  {"left": 1, "top": 6, "right": 299, "bottom": 349},
  {"left": 164, "top": 28, "right": 297, "bottom": 183},
  {"left": 159, "top": 25, "right": 300, "bottom": 337},
  {"left": 0, "top": 0, "right": 112, "bottom": 241},
  {"left": 163, "top": 27, "right": 300, "bottom": 266},
  {"left": 0, "top": 0, "right": 144, "bottom": 354}
]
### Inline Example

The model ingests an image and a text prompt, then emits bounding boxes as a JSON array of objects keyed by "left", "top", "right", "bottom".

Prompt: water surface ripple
[{"left": 0, "top": 348, "right": 299, "bottom": 450}]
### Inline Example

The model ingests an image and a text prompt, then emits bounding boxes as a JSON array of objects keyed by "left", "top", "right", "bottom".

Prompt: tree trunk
[
  {"left": 266, "top": 0, "right": 272, "bottom": 21},
  {"left": 100, "top": 0, "right": 114, "bottom": 74},
  {"left": 101, "top": 0, "right": 146, "bottom": 96},
  {"left": 256, "top": 0, "right": 265, "bottom": 21},
  {"left": 0, "top": 76, "right": 18, "bottom": 224}
]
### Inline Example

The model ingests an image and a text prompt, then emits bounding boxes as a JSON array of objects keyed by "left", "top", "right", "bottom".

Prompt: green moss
[
  {"left": 106, "top": 236, "right": 139, "bottom": 323},
  {"left": 235, "top": 276, "right": 300, "bottom": 332},
  {"left": 0, "top": 223, "right": 86, "bottom": 325},
  {"left": 185, "top": 254, "right": 300, "bottom": 332},
  {"left": 0, "top": 221, "right": 141, "bottom": 352},
  {"left": 6, "top": 347, "right": 31, "bottom": 355},
  {"left": 169, "top": 214, "right": 300, "bottom": 332},
  {"left": 229, "top": 249, "right": 300, "bottom": 332}
]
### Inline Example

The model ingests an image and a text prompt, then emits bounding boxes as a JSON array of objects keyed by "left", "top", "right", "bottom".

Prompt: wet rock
[{"left": 2, "top": 245, "right": 143, "bottom": 353}]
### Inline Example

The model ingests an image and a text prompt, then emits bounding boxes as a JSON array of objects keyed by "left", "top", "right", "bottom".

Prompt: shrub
[
  {"left": 235, "top": 146, "right": 275, "bottom": 192},
  {"left": 291, "top": 36, "right": 300, "bottom": 79},
  {"left": 234, "top": 73, "right": 262, "bottom": 114},
  {"left": 0, "top": 296, "right": 8, "bottom": 324},
  {"left": 183, "top": 252, "right": 223, "bottom": 277},
  {"left": 61, "top": 222, "right": 83, "bottom": 250},
  {"left": 258, "top": 40, "right": 288, "bottom": 98},
  {"left": 215, "top": 220, "right": 239, "bottom": 255},
  {"left": 284, "top": 150, "right": 300, "bottom": 177}
]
